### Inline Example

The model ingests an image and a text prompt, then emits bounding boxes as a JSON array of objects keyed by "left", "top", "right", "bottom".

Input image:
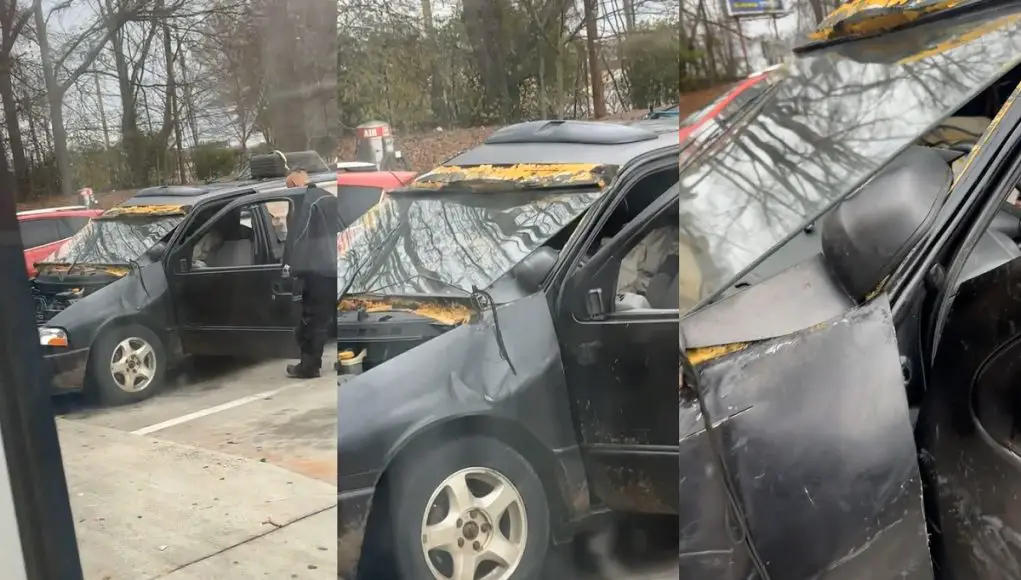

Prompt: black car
[
  {"left": 336, "top": 119, "right": 680, "bottom": 579},
  {"left": 34, "top": 153, "right": 337, "bottom": 405}
]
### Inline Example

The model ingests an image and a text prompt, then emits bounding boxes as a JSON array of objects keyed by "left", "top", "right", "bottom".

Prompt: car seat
[{"left": 207, "top": 211, "right": 255, "bottom": 267}]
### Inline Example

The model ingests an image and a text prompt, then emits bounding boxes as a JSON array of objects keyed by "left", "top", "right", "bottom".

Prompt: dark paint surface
[
  {"left": 336, "top": 292, "right": 588, "bottom": 575},
  {"left": 683, "top": 298, "right": 932, "bottom": 578},
  {"left": 677, "top": 5, "right": 1021, "bottom": 310},
  {"left": 919, "top": 256, "right": 1021, "bottom": 580}
]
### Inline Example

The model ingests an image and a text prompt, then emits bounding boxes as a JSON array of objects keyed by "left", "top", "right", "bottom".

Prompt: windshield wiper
[
  {"left": 470, "top": 285, "right": 516, "bottom": 375},
  {"left": 348, "top": 274, "right": 516, "bottom": 374}
]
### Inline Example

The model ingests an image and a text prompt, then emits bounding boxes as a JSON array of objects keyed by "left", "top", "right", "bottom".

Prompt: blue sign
[{"left": 725, "top": 0, "right": 786, "bottom": 17}]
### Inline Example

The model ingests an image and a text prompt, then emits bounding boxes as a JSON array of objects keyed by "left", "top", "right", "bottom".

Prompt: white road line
[{"left": 130, "top": 388, "right": 286, "bottom": 435}]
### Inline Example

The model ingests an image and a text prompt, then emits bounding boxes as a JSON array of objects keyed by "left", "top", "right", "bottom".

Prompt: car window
[
  {"left": 58, "top": 216, "right": 91, "bottom": 239},
  {"left": 190, "top": 199, "right": 291, "bottom": 270},
  {"left": 18, "top": 218, "right": 64, "bottom": 249},
  {"left": 337, "top": 185, "right": 383, "bottom": 228}
]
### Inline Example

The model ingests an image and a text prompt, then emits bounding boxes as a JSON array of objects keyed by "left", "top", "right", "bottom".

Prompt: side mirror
[
  {"left": 145, "top": 241, "right": 168, "bottom": 262},
  {"left": 585, "top": 288, "right": 606, "bottom": 320}
]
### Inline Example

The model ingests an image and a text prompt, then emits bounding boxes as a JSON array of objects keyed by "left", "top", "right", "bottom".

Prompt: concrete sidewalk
[{"left": 58, "top": 419, "right": 336, "bottom": 579}]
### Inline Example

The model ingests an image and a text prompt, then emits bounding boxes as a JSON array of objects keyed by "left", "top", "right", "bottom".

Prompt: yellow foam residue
[
  {"left": 34, "top": 263, "right": 130, "bottom": 277},
  {"left": 810, "top": 0, "right": 963, "bottom": 40},
  {"left": 413, "top": 163, "right": 609, "bottom": 190},
  {"left": 338, "top": 297, "right": 474, "bottom": 326},
  {"left": 686, "top": 343, "right": 750, "bottom": 366},
  {"left": 98, "top": 204, "right": 189, "bottom": 219},
  {"left": 897, "top": 13, "right": 1021, "bottom": 63},
  {"left": 338, "top": 350, "right": 356, "bottom": 361}
]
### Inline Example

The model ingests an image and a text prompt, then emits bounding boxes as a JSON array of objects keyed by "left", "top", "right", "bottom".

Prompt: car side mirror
[
  {"left": 585, "top": 288, "right": 606, "bottom": 320},
  {"left": 145, "top": 241, "right": 168, "bottom": 262}
]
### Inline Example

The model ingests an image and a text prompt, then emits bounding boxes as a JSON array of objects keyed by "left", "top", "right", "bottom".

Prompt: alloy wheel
[{"left": 420, "top": 466, "right": 528, "bottom": 580}]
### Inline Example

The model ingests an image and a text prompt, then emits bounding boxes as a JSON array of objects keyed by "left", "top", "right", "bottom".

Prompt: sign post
[{"left": 723, "top": 0, "right": 789, "bottom": 72}]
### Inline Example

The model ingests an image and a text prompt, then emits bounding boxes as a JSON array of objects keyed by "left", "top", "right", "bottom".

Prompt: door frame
[{"left": 164, "top": 190, "right": 305, "bottom": 354}]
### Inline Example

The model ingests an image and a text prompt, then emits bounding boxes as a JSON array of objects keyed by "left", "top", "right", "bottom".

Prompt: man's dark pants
[{"left": 295, "top": 273, "right": 337, "bottom": 370}]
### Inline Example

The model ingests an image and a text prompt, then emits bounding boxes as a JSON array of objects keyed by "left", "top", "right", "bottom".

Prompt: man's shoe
[{"left": 286, "top": 363, "right": 321, "bottom": 379}]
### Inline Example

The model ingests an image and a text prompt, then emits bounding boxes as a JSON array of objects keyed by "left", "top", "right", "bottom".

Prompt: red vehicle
[
  {"left": 18, "top": 206, "right": 103, "bottom": 277},
  {"left": 678, "top": 70, "right": 771, "bottom": 143},
  {"left": 335, "top": 168, "right": 416, "bottom": 227}
]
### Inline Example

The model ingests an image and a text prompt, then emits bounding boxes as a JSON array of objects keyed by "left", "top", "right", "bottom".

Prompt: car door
[
  {"left": 20, "top": 217, "right": 68, "bottom": 275},
  {"left": 166, "top": 190, "right": 303, "bottom": 359},
  {"left": 555, "top": 188, "right": 680, "bottom": 515},
  {"left": 678, "top": 296, "right": 933, "bottom": 579}
]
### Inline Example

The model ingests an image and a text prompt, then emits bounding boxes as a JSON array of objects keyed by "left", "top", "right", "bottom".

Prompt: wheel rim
[
  {"left": 109, "top": 337, "right": 157, "bottom": 393},
  {"left": 420, "top": 467, "right": 528, "bottom": 580}
]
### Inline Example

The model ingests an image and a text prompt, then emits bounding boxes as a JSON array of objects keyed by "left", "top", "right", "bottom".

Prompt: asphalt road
[
  {"left": 54, "top": 352, "right": 676, "bottom": 579},
  {"left": 54, "top": 352, "right": 337, "bottom": 485}
]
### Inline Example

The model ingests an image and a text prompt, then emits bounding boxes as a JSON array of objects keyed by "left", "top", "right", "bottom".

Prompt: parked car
[
  {"left": 335, "top": 168, "right": 417, "bottom": 226},
  {"left": 676, "top": 71, "right": 769, "bottom": 144},
  {"left": 18, "top": 206, "right": 103, "bottom": 277},
  {"left": 33, "top": 153, "right": 339, "bottom": 405},
  {"left": 336, "top": 119, "right": 680, "bottom": 579}
]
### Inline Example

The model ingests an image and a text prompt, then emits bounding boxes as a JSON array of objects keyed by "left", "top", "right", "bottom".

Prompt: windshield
[
  {"left": 339, "top": 191, "right": 600, "bottom": 297},
  {"left": 41, "top": 216, "right": 182, "bottom": 266},
  {"left": 680, "top": 6, "right": 1021, "bottom": 308}
]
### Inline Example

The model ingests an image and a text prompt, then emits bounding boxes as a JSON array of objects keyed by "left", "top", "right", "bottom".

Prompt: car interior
[{"left": 489, "top": 166, "right": 681, "bottom": 307}]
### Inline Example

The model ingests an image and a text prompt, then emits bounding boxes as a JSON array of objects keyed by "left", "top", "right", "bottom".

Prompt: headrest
[{"left": 821, "top": 146, "right": 951, "bottom": 301}]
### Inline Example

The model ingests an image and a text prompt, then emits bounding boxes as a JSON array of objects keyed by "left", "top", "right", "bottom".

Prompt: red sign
[{"left": 357, "top": 125, "right": 390, "bottom": 139}]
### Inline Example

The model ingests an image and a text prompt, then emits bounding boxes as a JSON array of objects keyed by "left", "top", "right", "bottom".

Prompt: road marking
[{"left": 130, "top": 388, "right": 286, "bottom": 435}]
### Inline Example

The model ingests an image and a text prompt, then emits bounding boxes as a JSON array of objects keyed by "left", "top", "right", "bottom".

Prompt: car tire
[
  {"left": 389, "top": 435, "right": 550, "bottom": 580},
  {"left": 88, "top": 323, "right": 166, "bottom": 406}
]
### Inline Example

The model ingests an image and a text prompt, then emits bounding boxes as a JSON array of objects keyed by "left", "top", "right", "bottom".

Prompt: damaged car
[
  {"left": 35, "top": 153, "right": 339, "bottom": 405},
  {"left": 337, "top": 119, "right": 680, "bottom": 579},
  {"left": 674, "top": 1, "right": 1021, "bottom": 579}
]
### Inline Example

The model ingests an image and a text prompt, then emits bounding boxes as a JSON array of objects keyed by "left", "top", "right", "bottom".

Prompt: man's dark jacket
[{"left": 286, "top": 185, "right": 338, "bottom": 278}]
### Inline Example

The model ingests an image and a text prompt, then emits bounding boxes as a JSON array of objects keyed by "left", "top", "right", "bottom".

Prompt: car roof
[
  {"left": 120, "top": 171, "right": 338, "bottom": 208},
  {"left": 443, "top": 119, "right": 678, "bottom": 166},
  {"left": 337, "top": 171, "right": 417, "bottom": 189},
  {"left": 17, "top": 206, "right": 103, "bottom": 220}
]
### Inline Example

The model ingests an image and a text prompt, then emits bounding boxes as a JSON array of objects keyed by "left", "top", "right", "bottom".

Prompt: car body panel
[
  {"left": 337, "top": 292, "right": 587, "bottom": 578},
  {"left": 681, "top": 298, "right": 932, "bottom": 578}
]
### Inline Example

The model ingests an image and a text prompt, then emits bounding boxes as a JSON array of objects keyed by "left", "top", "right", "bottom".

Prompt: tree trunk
[
  {"left": 582, "top": 0, "right": 605, "bottom": 119},
  {"left": 0, "top": 63, "right": 27, "bottom": 198},
  {"left": 33, "top": 0, "right": 73, "bottom": 197}
]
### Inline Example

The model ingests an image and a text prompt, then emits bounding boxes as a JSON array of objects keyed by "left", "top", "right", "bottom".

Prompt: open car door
[{"left": 679, "top": 298, "right": 933, "bottom": 579}]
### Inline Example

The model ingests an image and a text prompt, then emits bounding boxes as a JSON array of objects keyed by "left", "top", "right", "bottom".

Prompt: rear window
[
  {"left": 19, "top": 218, "right": 64, "bottom": 249},
  {"left": 60, "top": 216, "right": 91, "bottom": 236},
  {"left": 337, "top": 185, "right": 384, "bottom": 228}
]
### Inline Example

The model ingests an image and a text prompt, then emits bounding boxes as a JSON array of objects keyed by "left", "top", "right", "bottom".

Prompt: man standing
[{"left": 284, "top": 170, "right": 338, "bottom": 378}]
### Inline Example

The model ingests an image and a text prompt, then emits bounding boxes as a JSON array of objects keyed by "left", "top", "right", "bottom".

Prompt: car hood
[{"left": 35, "top": 262, "right": 166, "bottom": 335}]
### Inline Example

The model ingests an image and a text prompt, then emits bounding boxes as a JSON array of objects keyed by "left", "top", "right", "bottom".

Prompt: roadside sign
[{"left": 724, "top": 0, "right": 787, "bottom": 18}]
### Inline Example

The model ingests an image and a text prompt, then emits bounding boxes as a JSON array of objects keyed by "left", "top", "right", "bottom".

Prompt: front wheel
[
  {"left": 389, "top": 436, "right": 550, "bottom": 580},
  {"left": 88, "top": 323, "right": 166, "bottom": 406}
]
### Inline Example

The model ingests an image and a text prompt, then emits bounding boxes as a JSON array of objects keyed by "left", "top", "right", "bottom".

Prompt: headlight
[{"left": 39, "top": 327, "right": 69, "bottom": 348}]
